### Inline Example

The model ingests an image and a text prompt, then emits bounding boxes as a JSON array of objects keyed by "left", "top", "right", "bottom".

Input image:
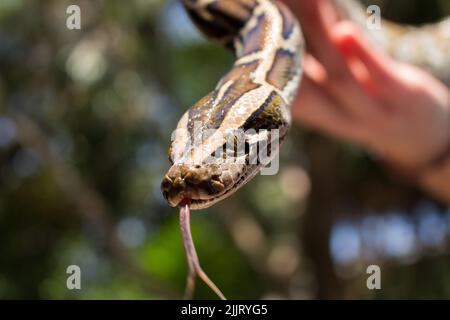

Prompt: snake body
[{"left": 161, "top": 0, "right": 450, "bottom": 210}]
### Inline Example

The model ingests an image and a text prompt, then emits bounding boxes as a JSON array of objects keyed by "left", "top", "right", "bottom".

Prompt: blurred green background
[{"left": 0, "top": 0, "right": 449, "bottom": 299}]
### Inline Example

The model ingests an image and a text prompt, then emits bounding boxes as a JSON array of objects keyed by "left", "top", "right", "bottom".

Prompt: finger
[
  {"left": 282, "top": 0, "right": 345, "bottom": 73},
  {"left": 293, "top": 73, "right": 369, "bottom": 145},
  {"left": 302, "top": 53, "right": 327, "bottom": 83},
  {"left": 333, "top": 21, "right": 397, "bottom": 87},
  {"left": 322, "top": 24, "right": 384, "bottom": 120}
]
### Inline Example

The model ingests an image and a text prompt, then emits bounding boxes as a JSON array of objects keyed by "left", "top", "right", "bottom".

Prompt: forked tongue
[{"left": 179, "top": 203, "right": 226, "bottom": 300}]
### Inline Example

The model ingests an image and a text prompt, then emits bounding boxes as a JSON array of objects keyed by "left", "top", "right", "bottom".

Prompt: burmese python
[{"left": 160, "top": 0, "right": 450, "bottom": 299}]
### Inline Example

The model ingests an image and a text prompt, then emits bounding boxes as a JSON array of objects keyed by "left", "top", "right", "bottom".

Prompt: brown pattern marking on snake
[
  {"left": 239, "top": 13, "right": 271, "bottom": 57},
  {"left": 218, "top": 59, "right": 260, "bottom": 86},
  {"left": 187, "top": 60, "right": 261, "bottom": 141},
  {"left": 208, "top": 61, "right": 261, "bottom": 129},
  {"left": 277, "top": 2, "right": 296, "bottom": 39},
  {"left": 207, "top": 0, "right": 257, "bottom": 28},
  {"left": 242, "top": 90, "right": 287, "bottom": 131},
  {"left": 266, "top": 49, "right": 299, "bottom": 91},
  {"left": 187, "top": 90, "right": 218, "bottom": 139},
  {"left": 185, "top": 7, "right": 233, "bottom": 44},
  {"left": 185, "top": 0, "right": 258, "bottom": 49}
]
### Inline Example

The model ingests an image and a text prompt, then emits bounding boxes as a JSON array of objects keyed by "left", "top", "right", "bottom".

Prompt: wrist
[
  {"left": 380, "top": 129, "right": 450, "bottom": 204},
  {"left": 381, "top": 99, "right": 450, "bottom": 179},
  {"left": 416, "top": 149, "right": 450, "bottom": 204}
]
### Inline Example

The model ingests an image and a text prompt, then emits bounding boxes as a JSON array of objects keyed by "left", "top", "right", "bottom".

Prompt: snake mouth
[
  {"left": 161, "top": 171, "right": 229, "bottom": 210},
  {"left": 164, "top": 194, "right": 225, "bottom": 211},
  {"left": 166, "top": 164, "right": 261, "bottom": 210},
  {"left": 162, "top": 181, "right": 229, "bottom": 210},
  {"left": 162, "top": 168, "right": 250, "bottom": 210},
  {"left": 184, "top": 195, "right": 225, "bottom": 210}
]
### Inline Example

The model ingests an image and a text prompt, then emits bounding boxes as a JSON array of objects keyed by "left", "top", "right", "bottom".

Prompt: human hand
[{"left": 283, "top": 0, "right": 450, "bottom": 171}]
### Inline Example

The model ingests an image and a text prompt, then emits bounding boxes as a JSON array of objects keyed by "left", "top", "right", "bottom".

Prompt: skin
[{"left": 283, "top": 0, "right": 450, "bottom": 202}]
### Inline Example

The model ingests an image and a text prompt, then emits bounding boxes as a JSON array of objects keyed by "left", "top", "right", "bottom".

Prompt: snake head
[
  {"left": 161, "top": 163, "right": 229, "bottom": 210},
  {"left": 161, "top": 89, "right": 291, "bottom": 210}
]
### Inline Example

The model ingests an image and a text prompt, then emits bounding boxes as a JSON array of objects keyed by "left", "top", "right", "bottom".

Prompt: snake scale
[{"left": 160, "top": 0, "right": 450, "bottom": 299}]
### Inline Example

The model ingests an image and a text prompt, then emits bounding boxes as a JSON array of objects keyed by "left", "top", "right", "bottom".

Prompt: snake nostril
[{"left": 161, "top": 176, "right": 173, "bottom": 192}]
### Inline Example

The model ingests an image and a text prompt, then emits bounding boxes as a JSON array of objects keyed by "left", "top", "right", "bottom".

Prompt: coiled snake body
[{"left": 160, "top": 0, "right": 450, "bottom": 299}]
